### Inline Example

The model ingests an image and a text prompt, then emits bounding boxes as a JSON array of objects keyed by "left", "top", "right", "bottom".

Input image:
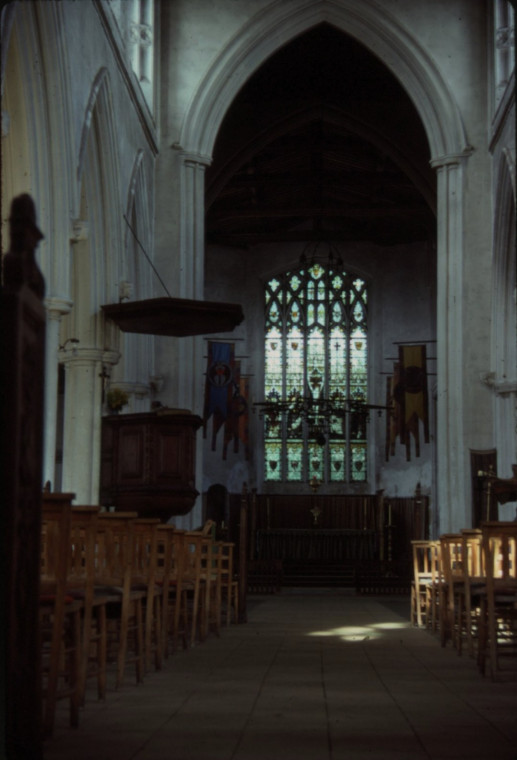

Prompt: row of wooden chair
[
  {"left": 40, "top": 495, "right": 240, "bottom": 738},
  {"left": 411, "top": 522, "right": 517, "bottom": 680}
]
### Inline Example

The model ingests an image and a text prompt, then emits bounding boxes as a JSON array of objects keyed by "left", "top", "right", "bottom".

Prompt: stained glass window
[{"left": 263, "top": 260, "right": 368, "bottom": 483}]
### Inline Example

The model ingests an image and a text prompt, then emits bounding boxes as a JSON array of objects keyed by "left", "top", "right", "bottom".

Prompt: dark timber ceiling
[{"left": 205, "top": 24, "right": 436, "bottom": 248}]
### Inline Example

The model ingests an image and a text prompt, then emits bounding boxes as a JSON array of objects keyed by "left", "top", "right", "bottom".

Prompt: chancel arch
[
  {"left": 180, "top": 0, "right": 468, "bottom": 161},
  {"left": 176, "top": 0, "right": 487, "bottom": 533}
]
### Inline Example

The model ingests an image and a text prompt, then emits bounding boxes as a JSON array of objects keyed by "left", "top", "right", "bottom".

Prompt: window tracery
[{"left": 263, "top": 260, "right": 368, "bottom": 484}]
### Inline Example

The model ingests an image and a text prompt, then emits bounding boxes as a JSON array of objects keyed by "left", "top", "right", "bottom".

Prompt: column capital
[
  {"left": 102, "top": 348, "right": 122, "bottom": 367},
  {"left": 173, "top": 146, "right": 212, "bottom": 169},
  {"left": 59, "top": 346, "right": 120, "bottom": 366},
  {"left": 71, "top": 219, "right": 89, "bottom": 243},
  {"left": 45, "top": 296, "right": 73, "bottom": 318},
  {"left": 494, "top": 378, "right": 517, "bottom": 396},
  {"left": 430, "top": 146, "right": 474, "bottom": 170}
]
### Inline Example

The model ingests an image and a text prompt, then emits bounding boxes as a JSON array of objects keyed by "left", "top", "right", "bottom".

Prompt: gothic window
[
  {"left": 263, "top": 258, "right": 368, "bottom": 484},
  {"left": 129, "top": 0, "right": 154, "bottom": 107},
  {"left": 109, "top": 0, "right": 155, "bottom": 109},
  {"left": 494, "top": 0, "right": 515, "bottom": 108}
]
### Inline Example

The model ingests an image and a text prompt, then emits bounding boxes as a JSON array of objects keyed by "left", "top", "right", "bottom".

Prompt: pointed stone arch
[
  {"left": 175, "top": 1, "right": 493, "bottom": 534},
  {"left": 180, "top": 0, "right": 468, "bottom": 162},
  {"left": 76, "top": 67, "right": 123, "bottom": 309},
  {"left": 60, "top": 68, "right": 123, "bottom": 503}
]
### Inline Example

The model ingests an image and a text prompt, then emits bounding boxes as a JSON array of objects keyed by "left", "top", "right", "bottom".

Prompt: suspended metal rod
[{"left": 123, "top": 214, "right": 172, "bottom": 298}]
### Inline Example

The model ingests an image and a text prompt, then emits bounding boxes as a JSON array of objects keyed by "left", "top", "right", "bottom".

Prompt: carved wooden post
[
  {"left": 238, "top": 482, "right": 248, "bottom": 623},
  {"left": 250, "top": 486, "right": 257, "bottom": 560},
  {"left": 2, "top": 195, "right": 46, "bottom": 759},
  {"left": 376, "top": 488, "right": 385, "bottom": 562}
]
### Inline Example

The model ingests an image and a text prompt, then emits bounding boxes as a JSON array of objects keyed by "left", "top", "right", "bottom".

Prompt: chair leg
[
  {"left": 70, "top": 607, "right": 82, "bottom": 728},
  {"left": 145, "top": 594, "right": 163, "bottom": 671},
  {"left": 135, "top": 597, "right": 145, "bottom": 683},
  {"left": 116, "top": 600, "right": 130, "bottom": 689},
  {"left": 97, "top": 603, "right": 107, "bottom": 699}
]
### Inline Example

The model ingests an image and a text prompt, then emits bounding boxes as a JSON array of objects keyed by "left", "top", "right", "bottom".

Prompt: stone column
[
  {"left": 432, "top": 154, "right": 468, "bottom": 533},
  {"left": 432, "top": 149, "right": 493, "bottom": 533},
  {"left": 42, "top": 297, "right": 72, "bottom": 489},
  {"left": 60, "top": 347, "right": 119, "bottom": 504},
  {"left": 179, "top": 152, "right": 208, "bottom": 300},
  {"left": 174, "top": 152, "right": 210, "bottom": 528},
  {"left": 177, "top": 152, "right": 207, "bottom": 411}
]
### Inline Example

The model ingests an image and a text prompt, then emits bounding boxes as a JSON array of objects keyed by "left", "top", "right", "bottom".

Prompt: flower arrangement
[{"left": 106, "top": 387, "right": 129, "bottom": 412}]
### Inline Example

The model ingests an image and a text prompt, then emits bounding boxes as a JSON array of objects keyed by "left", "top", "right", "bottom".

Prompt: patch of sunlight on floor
[
  {"left": 372, "top": 621, "right": 410, "bottom": 630},
  {"left": 307, "top": 620, "right": 408, "bottom": 641},
  {"left": 307, "top": 626, "right": 378, "bottom": 641}
]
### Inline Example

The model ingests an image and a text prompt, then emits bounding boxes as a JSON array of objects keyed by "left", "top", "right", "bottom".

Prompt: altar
[{"left": 255, "top": 528, "right": 377, "bottom": 563}]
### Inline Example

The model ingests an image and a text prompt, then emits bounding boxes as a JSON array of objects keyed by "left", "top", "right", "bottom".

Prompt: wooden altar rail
[
  {"left": 247, "top": 494, "right": 428, "bottom": 562},
  {"left": 255, "top": 528, "right": 377, "bottom": 563},
  {"left": 225, "top": 491, "right": 428, "bottom": 588},
  {"left": 251, "top": 493, "right": 427, "bottom": 535}
]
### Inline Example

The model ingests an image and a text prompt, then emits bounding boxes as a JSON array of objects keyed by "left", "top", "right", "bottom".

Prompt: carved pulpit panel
[{"left": 2, "top": 195, "right": 46, "bottom": 759}]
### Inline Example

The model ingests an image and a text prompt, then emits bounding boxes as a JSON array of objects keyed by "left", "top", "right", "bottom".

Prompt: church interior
[{"left": 2, "top": 1, "right": 516, "bottom": 758}]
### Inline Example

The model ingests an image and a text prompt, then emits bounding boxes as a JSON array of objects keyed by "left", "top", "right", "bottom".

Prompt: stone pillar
[
  {"left": 167, "top": 152, "right": 210, "bottom": 528},
  {"left": 432, "top": 149, "right": 493, "bottom": 533},
  {"left": 179, "top": 152, "right": 208, "bottom": 300},
  {"left": 177, "top": 152, "right": 207, "bottom": 413},
  {"left": 432, "top": 155, "right": 468, "bottom": 533},
  {"left": 60, "top": 348, "right": 119, "bottom": 504},
  {"left": 43, "top": 297, "right": 72, "bottom": 489}
]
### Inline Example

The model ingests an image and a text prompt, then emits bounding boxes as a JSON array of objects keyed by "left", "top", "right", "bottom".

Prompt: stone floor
[{"left": 44, "top": 590, "right": 517, "bottom": 760}]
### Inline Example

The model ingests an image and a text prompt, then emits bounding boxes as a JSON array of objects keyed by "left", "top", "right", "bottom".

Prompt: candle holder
[{"left": 309, "top": 476, "right": 321, "bottom": 527}]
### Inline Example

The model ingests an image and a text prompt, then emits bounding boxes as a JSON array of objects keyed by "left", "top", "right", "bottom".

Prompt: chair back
[
  {"left": 460, "top": 528, "right": 484, "bottom": 580},
  {"left": 68, "top": 506, "right": 101, "bottom": 592},
  {"left": 94, "top": 512, "right": 139, "bottom": 588},
  {"left": 132, "top": 518, "right": 161, "bottom": 587},
  {"left": 411, "top": 540, "right": 434, "bottom": 583},
  {"left": 440, "top": 533, "right": 464, "bottom": 587},
  {"left": 481, "top": 522, "right": 517, "bottom": 585},
  {"left": 41, "top": 499, "right": 72, "bottom": 596}
]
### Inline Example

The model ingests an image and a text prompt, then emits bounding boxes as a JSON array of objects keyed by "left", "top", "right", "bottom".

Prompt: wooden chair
[
  {"left": 429, "top": 540, "right": 442, "bottom": 632},
  {"left": 40, "top": 497, "right": 82, "bottom": 736},
  {"left": 67, "top": 506, "right": 108, "bottom": 703},
  {"left": 220, "top": 542, "right": 239, "bottom": 625},
  {"left": 156, "top": 526, "right": 190, "bottom": 656},
  {"left": 439, "top": 533, "right": 464, "bottom": 648},
  {"left": 94, "top": 512, "right": 146, "bottom": 688},
  {"left": 410, "top": 540, "right": 436, "bottom": 628},
  {"left": 131, "top": 518, "right": 163, "bottom": 671},
  {"left": 458, "top": 528, "right": 485, "bottom": 657},
  {"left": 182, "top": 530, "right": 208, "bottom": 646},
  {"left": 477, "top": 522, "right": 517, "bottom": 679},
  {"left": 204, "top": 539, "right": 224, "bottom": 637}
]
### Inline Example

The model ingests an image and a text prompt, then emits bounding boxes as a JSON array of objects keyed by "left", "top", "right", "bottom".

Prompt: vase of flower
[{"left": 106, "top": 387, "right": 129, "bottom": 413}]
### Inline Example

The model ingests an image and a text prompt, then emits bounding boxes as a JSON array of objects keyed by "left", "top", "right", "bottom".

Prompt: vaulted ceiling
[{"left": 205, "top": 24, "right": 436, "bottom": 249}]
